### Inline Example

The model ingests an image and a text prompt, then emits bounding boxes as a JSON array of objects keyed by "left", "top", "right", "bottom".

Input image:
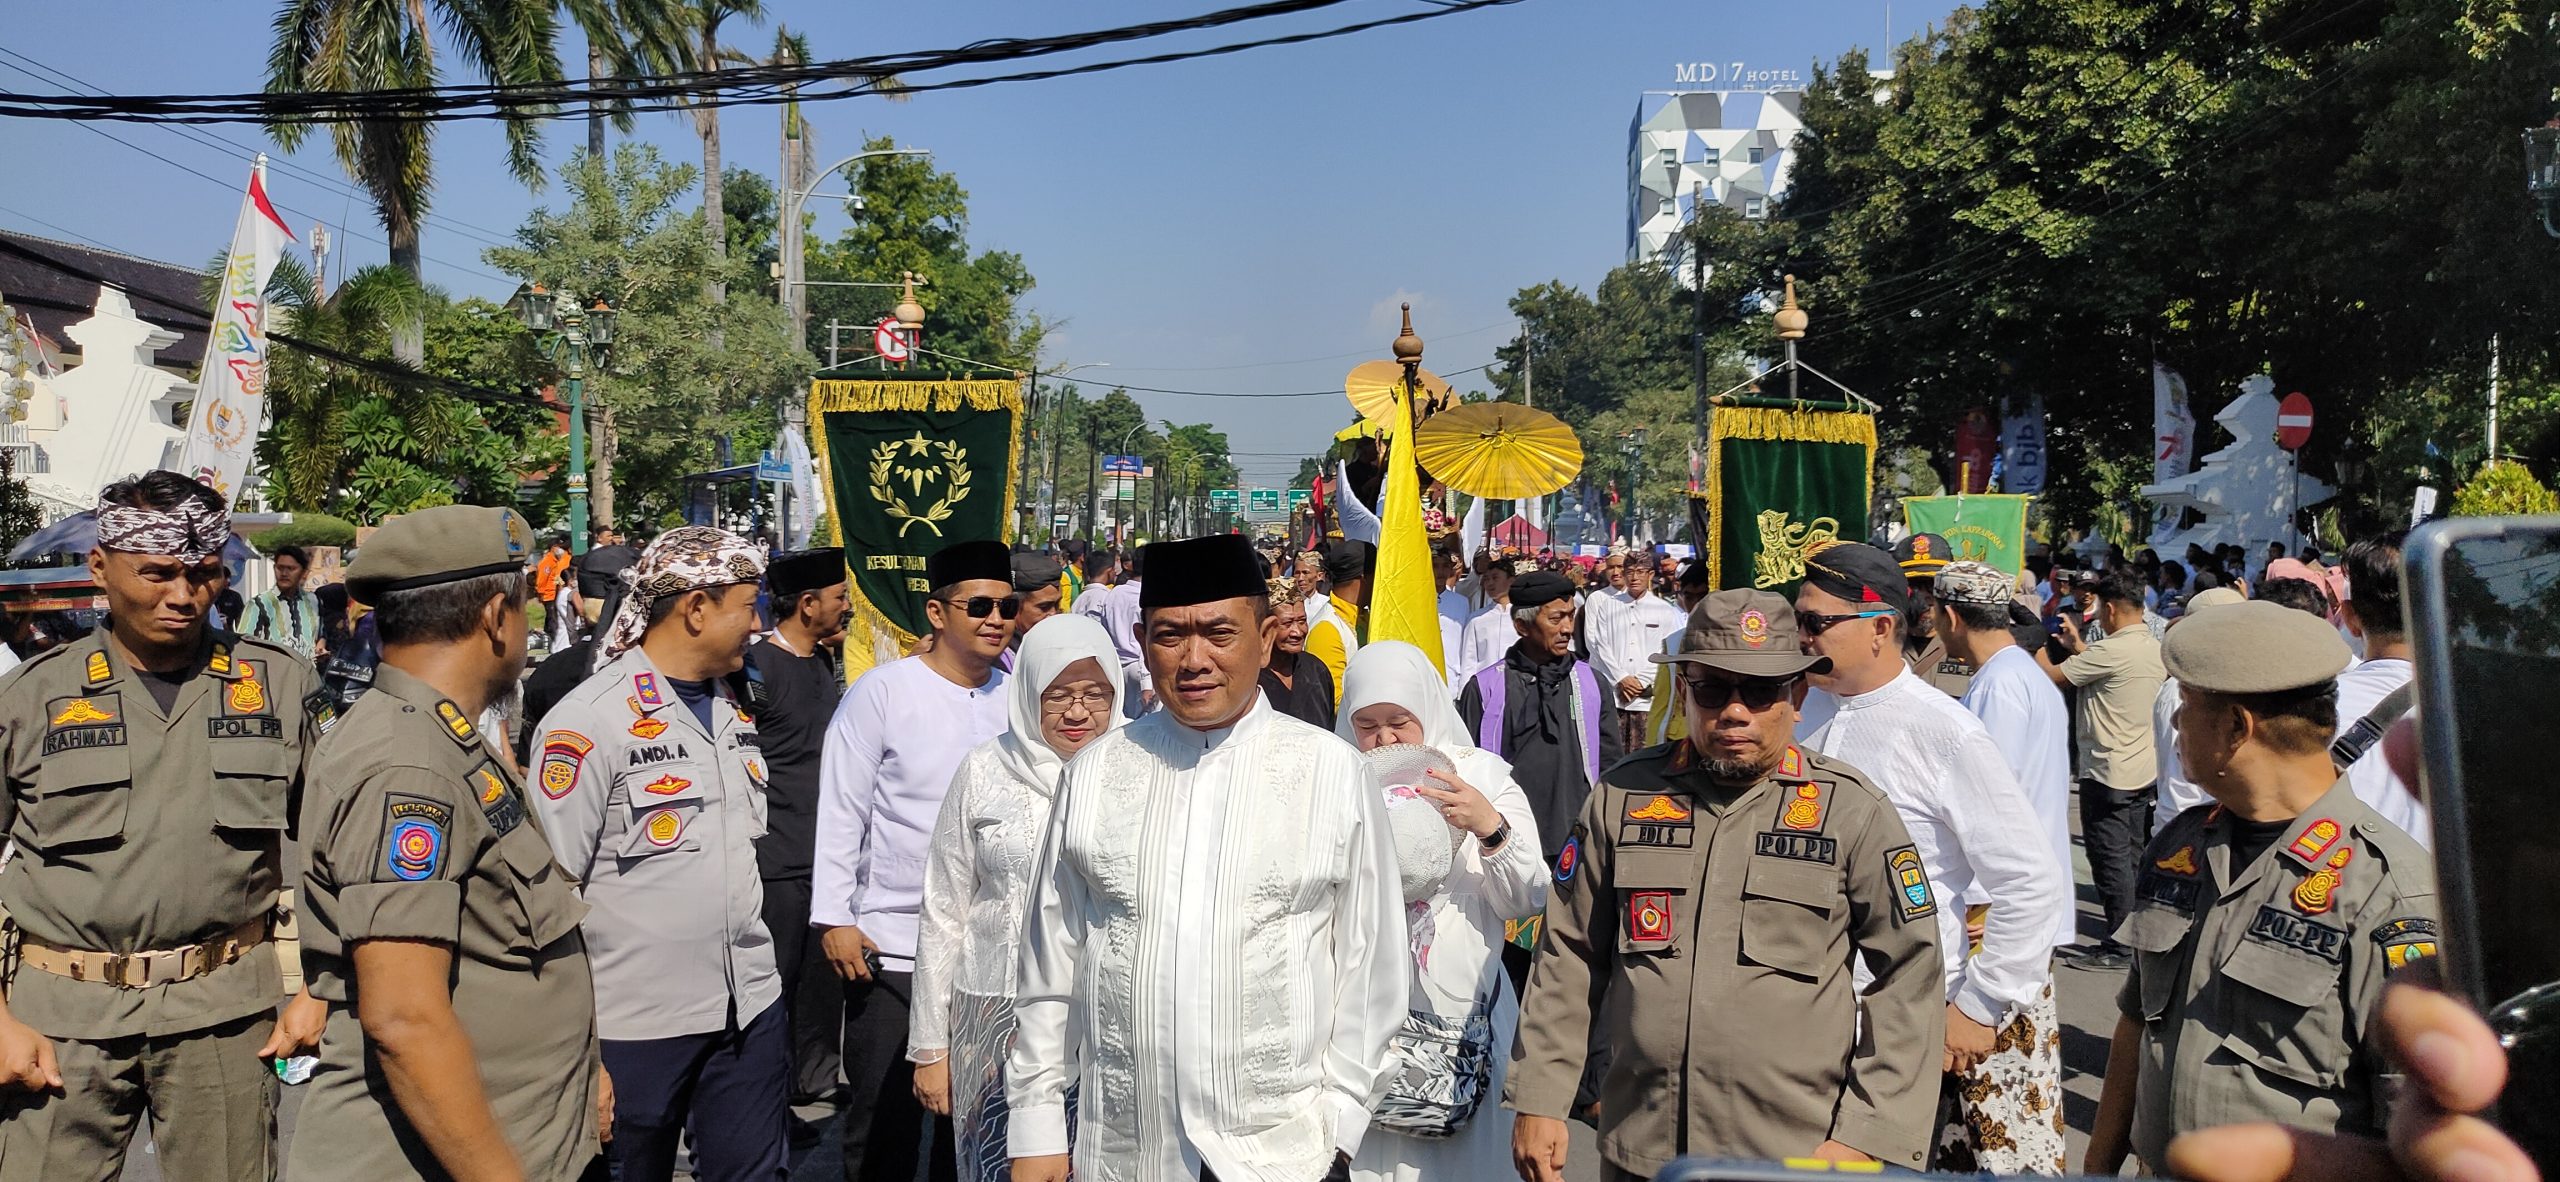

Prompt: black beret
[
  {"left": 1510, "top": 571, "right": 1574, "bottom": 609},
  {"left": 926, "top": 540, "right": 1012, "bottom": 592}
]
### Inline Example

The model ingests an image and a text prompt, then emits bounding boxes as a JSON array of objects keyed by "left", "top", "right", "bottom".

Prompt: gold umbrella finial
[
  {"left": 1774, "top": 274, "right": 1808, "bottom": 341},
  {"left": 1392, "top": 303, "right": 1424, "bottom": 363},
  {"left": 894, "top": 271, "right": 926, "bottom": 330}
]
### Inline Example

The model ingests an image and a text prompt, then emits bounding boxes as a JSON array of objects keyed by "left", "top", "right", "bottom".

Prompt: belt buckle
[{"left": 100, "top": 952, "right": 140, "bottom": 989}]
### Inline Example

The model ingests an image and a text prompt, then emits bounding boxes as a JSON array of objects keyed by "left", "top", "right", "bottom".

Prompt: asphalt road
[{"left": 122, "top": 800, "right": 2131, "bottom": 1180}]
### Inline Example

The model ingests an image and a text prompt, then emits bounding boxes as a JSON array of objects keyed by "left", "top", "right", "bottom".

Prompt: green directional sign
[
  {"left": 1287, "top": 488, "right": 1311, "bottom": 509},
  {"left": 1248, "top": 488, "right": 1283, "bottom": 512},
  {"left": 1209, "top": 488, "right": 1242, "bottom": 506}
]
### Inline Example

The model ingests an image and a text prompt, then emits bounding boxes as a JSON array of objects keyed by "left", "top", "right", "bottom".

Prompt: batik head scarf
[
  {"left": 96, "top": 494, "right": 228, "bottom": 563},
  {"left": 601, "top": 526, "right": 768, "bottom": 658}
]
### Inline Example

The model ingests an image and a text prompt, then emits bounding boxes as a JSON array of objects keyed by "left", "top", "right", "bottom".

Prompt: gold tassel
[{"left": 808, "top": 380, "right": 1023, "bottom": 415}]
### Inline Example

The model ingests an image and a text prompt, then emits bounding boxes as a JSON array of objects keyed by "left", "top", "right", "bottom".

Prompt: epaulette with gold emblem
[{"left": 435, "top": 701, "right": 478, "bottom": 745}]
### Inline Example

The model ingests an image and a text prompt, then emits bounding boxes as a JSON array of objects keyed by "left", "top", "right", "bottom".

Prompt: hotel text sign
[{"left": 1674, "top": 62, "right": 1804, "bottom": 88}]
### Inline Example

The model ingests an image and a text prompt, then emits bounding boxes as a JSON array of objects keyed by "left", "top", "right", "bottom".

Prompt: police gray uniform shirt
[
  {"left": 0, "top": 630, "right": 315, "bottom": 1182},
  {"left": 1505, "top": 741, "right": 1948, "bottom": 1174},
  {"left": 290, "top": 664, "right": 602, "bottom": 1181},
  {"left": 529, "top": 649, "right": 781, "bottom": 1038},
  {"left": 2116, "top": 780, "right": 2438, "bottom": 1169}
]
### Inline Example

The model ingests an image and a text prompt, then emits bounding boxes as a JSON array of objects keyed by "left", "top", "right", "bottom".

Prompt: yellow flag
[{"left": 1368, "top": 379, "right": 1446, "bottom": 675}]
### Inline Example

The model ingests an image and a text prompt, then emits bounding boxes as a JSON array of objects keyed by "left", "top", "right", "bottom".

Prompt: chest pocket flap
[
  {"left": 209, "top": 739, "right": 295, "bottom": 832},
  {"left": 497, "top": 828, "right": 588, "bottom": 949},
  {"left": 2124, "top": 905, "right": 2199, "bottom": 1021},
  {"left": 1613, "top": 847, "right": 1694, "bottom": 889},
  {"left": 2218, "top": 936, "right": 2351, "bottom": 1089},
  {"left": 1740, "top": 852, "right": 1838, "bottom": 978},
  {"left": 29, "top": 744, "right": 133, "bottom": 847}
]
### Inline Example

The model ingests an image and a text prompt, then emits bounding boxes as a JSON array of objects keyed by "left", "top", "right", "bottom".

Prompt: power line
[{"left": 0, "top": 0, "right": 1526, "bottom": 125}]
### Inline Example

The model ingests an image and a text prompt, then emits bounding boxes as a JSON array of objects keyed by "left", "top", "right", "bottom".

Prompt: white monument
[
  {"left": 2141, "top": 374, "right": 2331, "bottom": 556},
  {"left": 24, "top": 286, "right": 191, "bottom": 516}
]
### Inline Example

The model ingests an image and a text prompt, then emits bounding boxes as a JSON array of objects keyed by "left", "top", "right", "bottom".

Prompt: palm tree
[
  {"left": 560, "top": 0, "right": 692, "bottom": 161},
  {"left": 668, "top": 0, "right": 767, "bottom": 315},
  {"left": 266, "top": 0, "right": 561, "bottom": 361}
]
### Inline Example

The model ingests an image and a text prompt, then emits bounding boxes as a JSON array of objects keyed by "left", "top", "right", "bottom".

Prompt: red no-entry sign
[{"left": 2276, "top": 392, "right": 2314, "bottom": 450}]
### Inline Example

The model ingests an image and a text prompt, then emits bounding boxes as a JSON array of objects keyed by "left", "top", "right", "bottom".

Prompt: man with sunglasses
[
  {"left": 1509, "top": 589, "right": 1947, "bottom": 1179},
  {"left": 814, "top": 539, "right": 1014, "bottom": 1182},
  {"left": 1790, "top": 542, "right": 2069, "bottom": 1173}
]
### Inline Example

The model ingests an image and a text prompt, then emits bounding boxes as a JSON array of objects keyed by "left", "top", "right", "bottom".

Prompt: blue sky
[{"left": 0, "top": 0, "right": 1954, "bottom": 485}]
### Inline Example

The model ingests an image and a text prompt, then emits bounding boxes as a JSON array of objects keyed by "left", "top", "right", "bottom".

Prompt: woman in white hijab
[
  {"left": 1334, "top": 641, "right": 1546, "bottom": 1182},
  {"left": 910, "top": 614, "right": 1122, "bottom": 1182}
]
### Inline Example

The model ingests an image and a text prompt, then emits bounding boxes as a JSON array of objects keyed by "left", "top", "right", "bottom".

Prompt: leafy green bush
[
  {"left": 252, "top": 512, "right": 359, "bottom": 553},
  {"left": 2451, "top": 460, "right": 2560, "bottom": 517}
]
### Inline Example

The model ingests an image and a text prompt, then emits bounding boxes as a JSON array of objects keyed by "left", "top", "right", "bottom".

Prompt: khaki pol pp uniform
[
  {"left": 1505, "top": 589, "right": 1949, "bottom": 1176},
  {"left": 2115, "top": 599, "right": 2438, "bottom": 1170},
  {"left": 0, "top": 630, "right": 317, "bottom": 1182},
  {"left": 287, "top": 506, "right": 602, "bottom": 1180}
]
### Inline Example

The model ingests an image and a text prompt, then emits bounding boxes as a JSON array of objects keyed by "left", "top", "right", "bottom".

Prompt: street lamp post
[
  {"left": 509, "top": 284, "right": 616, "bottom": 553},
  {"left": 782, "top": 146, "right": 932, "bottom": 346},
  {"left": 2525, "top": 126, "right": 2560, "bottom": 239}
]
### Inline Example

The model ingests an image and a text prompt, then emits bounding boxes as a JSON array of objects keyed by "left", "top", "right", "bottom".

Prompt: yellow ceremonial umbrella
[
  {"left": 1412, "top": 401, "right": 1584, "bottom": 500},
  {"left": 1344, "top": 359, "right": 1453, "bottom": 423}
]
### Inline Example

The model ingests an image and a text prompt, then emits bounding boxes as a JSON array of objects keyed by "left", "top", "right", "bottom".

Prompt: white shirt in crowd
[
  {"left": 2333, "top": 656, "right": 2428, "bottom": 845},
  {"left": 813, "top": 655, "right": 1011, "bottom": 969},
  {"left": 2151, "top": 677, "right": 2211, "bottom": 833},
  {"left": 1009, "top": 696, "right": 1407, "bottom": 1182},
  {"left": 1437, "top": 588, "right": 1473, "bottom": 629},
  {"left": 1455, "top": 601, "right": 1516, "bottom": 685},
  {"left": 1588, "top": 589, "right": 1687, "bottom": 714},
  {"left": 1101, "top": 578, "right": 1147, "bottom": 667},
  {"left": 1797, "top": 669, "right": 2068, "bottom": 1027},
  {"left": 1958, "top": 646, "right": 2079, "bottom": 948}
]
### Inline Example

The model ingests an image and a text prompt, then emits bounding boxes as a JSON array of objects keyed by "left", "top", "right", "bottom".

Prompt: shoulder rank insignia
[
  {"left": 2294, "top": 845, "right": 2354, "bottom": 915},
  {"left": 207, "top": 643, "right": 232, "bottom": 676},
  {"left": 633, "top": 672, "right": 665, "bottom": 709},
  {"left": 538, "top": 730, "right": 592, "bottom": 800},
  {"left": 435, "top": 701, "right": 476, "bottom": 743},
  {"left": 50, "top": 697, "right": 114, "bottom": 726},
  {"left": 1780, "top": 782, "right": 1826, "bottom": 831},
  {"left": 2372, "top": 917, "right": 2439, "bottom": 969},
  {"left": 1888, "top": 845, "right": 1936, "bottom": 923},
  {"left": 84, "top": 651, "right": 110, "bottom": 685},
  {"left": 1626, "top": 795, "right": 1692, "bottom": 823},
  {"left": 2155, "top": 846, "right": 2199, "bottom": 876},
  {"left": 2289, "top": 818, "right": 2342, "bottom": 863},
  {"left": 630, "top": 716, "right": 669, "bottom": 740},
  {"left": 1777, "top": 745, "right": 1805, "bottom": 779}
]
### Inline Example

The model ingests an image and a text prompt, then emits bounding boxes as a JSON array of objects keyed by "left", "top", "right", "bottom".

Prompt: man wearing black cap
[
  {"left": 1458, "top": 571, "right": 1621, "bottom": 898},
  {"left": 1009, "top": 534, "right": 1404, "bottom": 1182},
  {"left": 1304, "top": 539, "right": 1374, "bottom": 706},
  {"left": 745, "top": 548, "right": 852, "bottom": 1105},
  {"left": 815, "top": 538, "right": 1014, "bottom": 1182}
]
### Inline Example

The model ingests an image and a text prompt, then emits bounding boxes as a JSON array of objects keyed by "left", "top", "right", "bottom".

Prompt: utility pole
[{"left": 2489, "top": 333, "right": 2503, "bottom": 462}]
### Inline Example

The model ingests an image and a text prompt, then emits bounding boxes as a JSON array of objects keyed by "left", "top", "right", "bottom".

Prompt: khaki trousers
[{"left": 0, "top": 1012, "right": 276, "bottom": 1182}]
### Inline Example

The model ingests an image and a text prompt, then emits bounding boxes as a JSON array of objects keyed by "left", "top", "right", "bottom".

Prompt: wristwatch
[{"left": 1478, "top": 821, "right": 1512, "bottom": 854}]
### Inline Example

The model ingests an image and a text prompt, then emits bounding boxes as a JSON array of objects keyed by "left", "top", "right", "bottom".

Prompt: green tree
[
  {"left": 485, "top": 143, "right": 810, "bottom": 527},
  {"left": 266, "top": 0, "right": 564, "bottom": 360},
  {"left": 560, "top": 0, "right": 693, "bottom": 161},
  {"left": 804, "top": 137, "right": 1045, "bottom": 372}
]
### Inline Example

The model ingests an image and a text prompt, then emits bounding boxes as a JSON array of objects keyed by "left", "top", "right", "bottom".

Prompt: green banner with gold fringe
[
  {"left": 1901, "top": 493, "right": 2032, "bottom": 578},
  {"left": 1697, "top": 401, "right": 1877, "bottom": 593},
  {"left": 812, "top": 375, "right": 1023, "bottom": 677}
]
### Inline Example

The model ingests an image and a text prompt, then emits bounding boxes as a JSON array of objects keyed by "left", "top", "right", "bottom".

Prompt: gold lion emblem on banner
[
  {"left": 1752, "top": 510, "right": 1840, "bottom": 588},
  {"left": 868, "top": 431, "right": 974, "bottom": 537}
]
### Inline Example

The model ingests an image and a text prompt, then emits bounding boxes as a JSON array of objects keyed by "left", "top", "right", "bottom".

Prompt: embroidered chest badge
[
  {"left": 227, "top": 670, "right": 267, "bottom": 714},
  {"left": 1626, "top": 795, "right": 1691, "bottom": 823},
  {"left": 2155, "top": 846, "right": 2200, "bottom": 876},
  {"left": 643, "top": 810, "right": 685, "bottom": 846},
  {"left": 630, "top": 716, "right": 669, "bottom": 740},
  {"left": 1780, "top": 782, "right": 1826, "bottom": 831},
  {"left": 51, "top": 698, "right": 113, "bottom": 726},
  {"left": 640, "top": 773, "right": 691, "bottom": 797},
  {"left": 1628, "top": 891, "right": 1673, "bottom": 943}
]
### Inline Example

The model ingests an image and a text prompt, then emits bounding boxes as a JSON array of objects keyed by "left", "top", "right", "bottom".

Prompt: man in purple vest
[{"left": 1456, "top": 569, "right": 1620, "bottom": 898}]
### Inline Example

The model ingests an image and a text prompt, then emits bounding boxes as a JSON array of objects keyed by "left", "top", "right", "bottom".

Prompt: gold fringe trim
[
  {"left": 808, "top": 379, "right": 1023, "bottom": 415},
  {"left": 1704, "top": 406, "right": 1877, "bottom": 589}
]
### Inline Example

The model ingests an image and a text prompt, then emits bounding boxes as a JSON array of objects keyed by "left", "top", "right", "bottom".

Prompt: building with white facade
[{"left": 1627, "top": 89, "right": 1807, "bottom": 273}]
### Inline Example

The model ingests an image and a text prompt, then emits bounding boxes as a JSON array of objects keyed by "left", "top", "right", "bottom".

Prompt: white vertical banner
[
  {"left": 2001, "top": 393, "right": 2048, "bottom": 494},
  {"left": 179, "top": 156, "right": 295, "bottom": 506},
  {"left": 2152, "top": 362, "right": 2197, "bottom": 485},
  {"left": 1458, "top": 493, "right": 1486, "bottom": 565}
]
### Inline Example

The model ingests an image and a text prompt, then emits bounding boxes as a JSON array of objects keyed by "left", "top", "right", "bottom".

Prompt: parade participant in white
[
  {"left": 1587, "top": 556, "right": 1686, "bottom": 755},
  {"left": 2330, "top": 534, "right": 2427, "bottom": 844},
  {"left": 1009, "top": 534, "right": 1406, "bottom": 1182},
  {"left": 1333, "top": 642, "right": 1545, "bottom": 1182},
  {"left": 911, "top": 615, "right": 1122, "bottom": 1182},
  {"left": 1792, "top": 543, "right": 2071, "bottom": 1175},
  {"left": 1934, "top": 562, "right": 2077, "bottom": 950},
  {"left": 815, "top": 538, "right": 1015, "bottom": 1182}
]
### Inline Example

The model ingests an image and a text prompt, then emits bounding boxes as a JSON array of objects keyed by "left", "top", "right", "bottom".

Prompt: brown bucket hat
[{"left": 1650, "top": 588, "right": 1834, "bottom": 679}]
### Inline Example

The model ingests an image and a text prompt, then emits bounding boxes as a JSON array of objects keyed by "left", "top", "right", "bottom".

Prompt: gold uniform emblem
[
  {"left": 228, "top": 675, "right": 267, "bottom": 714},
  {"left": 50, "top": 698, "right": 114, "bottom": 726}
]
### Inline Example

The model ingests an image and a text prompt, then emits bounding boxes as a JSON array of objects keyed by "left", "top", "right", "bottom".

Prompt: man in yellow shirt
[{"left": 1302, "top": 541, "right": 1371, "bottom": 704}]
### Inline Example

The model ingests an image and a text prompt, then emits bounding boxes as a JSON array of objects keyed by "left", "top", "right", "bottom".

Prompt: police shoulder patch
[
  {"left": 380, "top": 794, "right": 453, "bottom": 883},
  {"left": 2372, "top": 916, "right": 2440, "bottom": 970},
  {"left": 1886, "top": 844, "right": 1936, "bottom": 924},
  {"left": 1555, "top": 822, "right": 1586, "bottom": 884},
  {"left": 537, "top": 730, "right": 592, "bottom": 800}
]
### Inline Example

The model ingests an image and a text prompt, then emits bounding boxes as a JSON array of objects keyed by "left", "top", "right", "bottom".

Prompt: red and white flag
[{"left": 179, "top": 156, "right": 295, "bottom": 506}]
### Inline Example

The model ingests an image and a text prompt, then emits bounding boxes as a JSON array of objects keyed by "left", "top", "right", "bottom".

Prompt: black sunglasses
[
  {"left": 1683, "top": 675, "right": 1798, "bottom": 711},
  {"left": 942, "top": 594, "right": 1022, "bottom": 620},
  {"left": 1796, "top": 608, "right": 1894, "bottom": 637}
]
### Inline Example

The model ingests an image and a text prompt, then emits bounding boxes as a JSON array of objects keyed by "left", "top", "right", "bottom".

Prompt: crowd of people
[{"left": 0, "top": 466, "right": 2534, "bottom": 1182}]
